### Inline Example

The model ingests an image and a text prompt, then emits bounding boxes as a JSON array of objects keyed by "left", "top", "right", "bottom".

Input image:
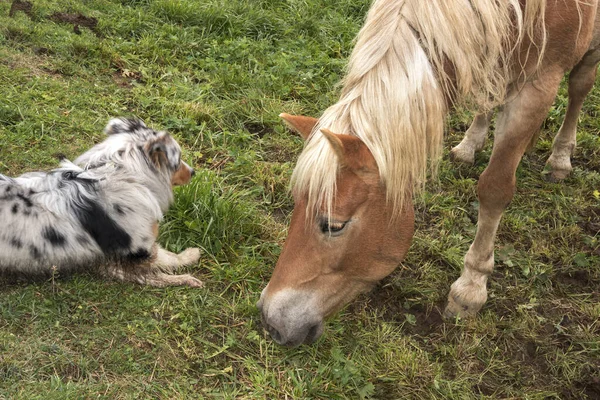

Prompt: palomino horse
[{"left": 258, "top": 0, "right": 600, "bottom": 347}]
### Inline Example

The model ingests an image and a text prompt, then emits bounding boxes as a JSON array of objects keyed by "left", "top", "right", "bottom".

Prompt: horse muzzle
[{"left": 257, "top": 287, "right": 325, "bottom": 347}]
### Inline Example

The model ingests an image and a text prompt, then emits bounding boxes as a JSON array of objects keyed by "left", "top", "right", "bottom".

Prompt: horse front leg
[{"left": 445, "top": 73, "right": 563, "bottom": 318}]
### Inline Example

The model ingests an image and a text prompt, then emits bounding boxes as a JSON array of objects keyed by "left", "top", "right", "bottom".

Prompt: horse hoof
[
  {"left": 449, "top": 146, "right": 475, "bottom": 165},
  {"left": 444, "top": 294, "right": 481, "bottom": 319}
]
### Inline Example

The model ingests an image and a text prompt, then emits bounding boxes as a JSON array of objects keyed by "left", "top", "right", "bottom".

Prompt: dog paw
[
  {"left": 180, "top": 274, "right": 204, "bottom": 288},
  {"left": 179, "top": 247, "right": 201, "bottom": 265}
]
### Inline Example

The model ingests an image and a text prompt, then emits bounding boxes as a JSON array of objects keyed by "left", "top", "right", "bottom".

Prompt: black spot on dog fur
[
  {"left": 16, "top": 194, "right": 32, "bottom": 208},
  {"left": 62, "top": 171, "right": 77, "bottom": 180},
  {"left": 127, "top": 248, "right": 151, "bottom": 261},
  {"left": 11, "top": 203, "right": 19, "bottom": 214},
  {"left": 43, "top": 226, "right": 67, "bottom": 247},
  {"left": 114, "top": 204, "right": 125, "bottom": 215},
  {"left": 76, "top": 234, "right": 91, "bottom": 246},
  {"left": 107, "top": 118, "right": 147, "bottom": 135},
  {"left": 9, "top": 237, "right": 23, "bottom": 249},
  {"left": 124, "top": 118, "right": 147, "bottom": 132},
  {"left": 29, "top": 245, "right": 41, "bottom": 259},
  {"left": 74, "top": 199, "right": 132, "bottom": 254}
]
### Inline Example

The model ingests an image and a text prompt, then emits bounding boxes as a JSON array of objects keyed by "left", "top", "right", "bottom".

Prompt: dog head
[{"left": 76, "top": 118, "right": 195, "bottom": 186}]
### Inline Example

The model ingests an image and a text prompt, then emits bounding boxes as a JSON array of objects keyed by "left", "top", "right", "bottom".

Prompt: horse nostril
[
  {"left": 268, "top": 325, "right": 283, "bottom": 344},
  {"left": 305, "top": 323, "right": 321, "bottom": 344}
]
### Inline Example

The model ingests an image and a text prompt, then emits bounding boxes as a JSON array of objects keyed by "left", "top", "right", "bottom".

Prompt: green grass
[{"left": 0, "top": 0, "right": 599, "bottom": 398}]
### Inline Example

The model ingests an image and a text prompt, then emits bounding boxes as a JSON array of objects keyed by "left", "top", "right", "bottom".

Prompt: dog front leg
[
  {"left": 152, "top": 245, "right": 201, "bottom": 272},
  {"left": 103, "top": 245, "right": 203, "bottom": 288}
]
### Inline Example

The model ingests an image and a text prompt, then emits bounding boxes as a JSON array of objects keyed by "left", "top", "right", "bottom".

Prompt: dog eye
[{"left": 319, "top": 219, "right": 348, "bottom": 235}]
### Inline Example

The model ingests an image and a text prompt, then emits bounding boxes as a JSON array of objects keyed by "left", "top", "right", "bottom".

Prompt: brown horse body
[{"left": 258, "top": 0, "right": 599, "bottom": 346}]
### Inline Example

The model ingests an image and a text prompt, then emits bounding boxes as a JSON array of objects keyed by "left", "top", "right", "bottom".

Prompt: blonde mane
[{"left": 291, "top": 0, "right": 548, "bottom": 217}]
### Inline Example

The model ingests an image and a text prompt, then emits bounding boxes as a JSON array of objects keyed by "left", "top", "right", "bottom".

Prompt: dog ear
[
  {"left": 104, "top": 118, "right": 147, "bottom": 135},
  {"left": 145, "top": 134, "right": 180, "bottom": 171}
]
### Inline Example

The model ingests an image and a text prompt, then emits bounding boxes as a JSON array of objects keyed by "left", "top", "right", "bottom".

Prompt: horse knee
[{"left": 477, "top": 171, "right": 516, "bottom": 211}]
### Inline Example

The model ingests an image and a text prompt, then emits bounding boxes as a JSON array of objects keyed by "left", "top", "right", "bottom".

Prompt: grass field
[{"left": 0, "top": 0, "right": 599, "bottom": 398}]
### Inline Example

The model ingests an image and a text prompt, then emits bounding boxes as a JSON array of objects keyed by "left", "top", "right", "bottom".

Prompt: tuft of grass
[{"left": 160, "top": 169, "right": 265, "bottom": 259}]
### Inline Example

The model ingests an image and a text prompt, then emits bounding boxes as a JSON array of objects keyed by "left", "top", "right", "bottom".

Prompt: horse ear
[
  {"left": 279, "top": 113, "right": 318, "bottom": 140},
  {"left": 320, "top": 128, "right": 346, "bottom": 163},
  {"left": 321, "top": 129, "right": 378, "bottom": 174}
]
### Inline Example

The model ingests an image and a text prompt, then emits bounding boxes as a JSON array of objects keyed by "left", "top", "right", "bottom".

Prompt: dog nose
[{"left": 191, "top": 168, "right": 195, "bottom": 177}]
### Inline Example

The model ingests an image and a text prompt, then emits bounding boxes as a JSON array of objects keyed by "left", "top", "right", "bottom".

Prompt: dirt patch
[
  {"left": 572, "top": 156, "right": 600, "bottom": 174},
  {"left": 54, "top": 362, "right": 85, "bottom": 382},
  {"left": 33, "top": 47, "right": 52, "bottom": 56},
  {"left": 534, "top": 305, "right": 600, "bottom": 347},
  {"left": 112, "top": 72, "right": 132, "bottom": 88},
  {"left": 349, "top": 277, "right": 445, "bottom": 337},
  {"left": 1, "top": 52, "right": 62, "bottom": 78},
  {"left": 259, "top": 136, "right": 302, "bottom": 163},
  {"left": 505, "top": 334, "right": 550, "bottom": 372},
  {"left": 49, "top": 12, "right": 100, "bottom": 37},
  {"left": 9, "top": 0, "right": 32, "bottom": 18},
  {"left": 244, "top": 122, "right": 273, "bottom": 138},
  {"left": 110, "top": 59, "right": 145, "bottom": 86},
  {"left": 270, "top": 206, "right": 291, "bottom": 225},
  {"left": 554, "top": 270, "right": 600, "bottom": 300},
  {"left": 579, "top": 206, "right": 600, "bottom": 236},
  {"left": 562, "top": 371, "right": 600, "bottom": 399},
  {"left": 196, "top": 151, "right": 232, "bottom": 170},
  {"left": 472, "top": 382, "right": 496, "bottom": 396},
  {"left": 574, "top": 375, "right": 600, "bottom": 400},
  {"left": 112, "top": 70, "right": 143, "bottom": 87},
  {"left": 402, "top": 303, "right": 445, "bottom": 336},
  {"left": 556, "top": 270, "right": 597, "bottom": 289}
]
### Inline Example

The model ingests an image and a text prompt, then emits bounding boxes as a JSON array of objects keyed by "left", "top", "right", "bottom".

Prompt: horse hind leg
[
  {"left": 546, "top": 49, "right": 600, "bottom": 181},
  {"left": 445, "top": 71, "right": 563, "bottom": 318},
  {"left": 450, "top": 111, "right": 493, "bottom": 164}
]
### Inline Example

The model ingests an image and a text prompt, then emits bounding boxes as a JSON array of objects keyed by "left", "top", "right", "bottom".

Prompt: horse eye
[{"left": 320, "top": 219, "right": 348, "bottom": 235}]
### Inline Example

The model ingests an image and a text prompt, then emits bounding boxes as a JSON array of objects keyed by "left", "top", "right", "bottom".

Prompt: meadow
[{"left": 0, "top": 0, "right": 599, "bottom": 398}]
